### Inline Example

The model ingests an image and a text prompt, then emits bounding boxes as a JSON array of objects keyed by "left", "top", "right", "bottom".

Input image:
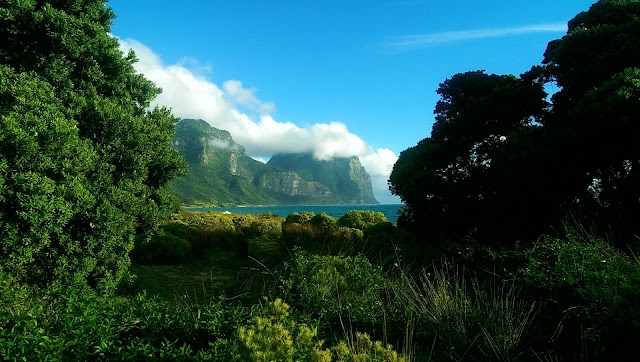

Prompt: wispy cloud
[{"left": 382, "top": 22, "right": 567, "bottom": 52}]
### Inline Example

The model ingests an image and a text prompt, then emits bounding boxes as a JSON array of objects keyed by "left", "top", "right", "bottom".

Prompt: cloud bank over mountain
[{"left": 118, "top": 38, "right": 400, "bottom": 203}]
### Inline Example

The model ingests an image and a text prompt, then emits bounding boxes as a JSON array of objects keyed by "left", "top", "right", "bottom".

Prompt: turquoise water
[{"left": 186, "top": 204, "right": 404, "bottom": 223}]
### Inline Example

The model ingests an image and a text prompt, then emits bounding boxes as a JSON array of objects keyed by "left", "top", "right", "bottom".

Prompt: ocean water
[{"left": 185, "top": 204, "right": 404, "bottom": 223}]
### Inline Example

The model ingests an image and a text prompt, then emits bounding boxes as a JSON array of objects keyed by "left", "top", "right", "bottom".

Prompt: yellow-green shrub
[
  {"left": 174, "top": 212, "right": 238, "bottom": 253},
  {"left": 249, "top": 218, "right": 283, "bottom": 239},
  {"left": 236, "top": 298, "right": 331, "bottom": 362},
  {"left": 338, "top": 210, "right": 388, "bottom": 231},
  {"left": 310, "top": 213, "right": 338, "bottom": 230},
  {"left": 284, "top": 212, "right": 316, "bottom": 225},
  {"left": 332, "top": 332, "right": 409, "bottom": 362},
  {"left": 282, "top": 222, "right": 318, "bottom": 246}
]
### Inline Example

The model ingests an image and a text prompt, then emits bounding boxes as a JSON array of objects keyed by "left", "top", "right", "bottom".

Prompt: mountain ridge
[{"left": 171, "top": 119, "right": 379, "bottom": 206}]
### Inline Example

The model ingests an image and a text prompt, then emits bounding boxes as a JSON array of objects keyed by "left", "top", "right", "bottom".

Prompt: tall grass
[
  {"left": 392, "top": 260, "right": 537, "bottom": 361},
  {"left": 476, "top": 278, "right": 537, "bottom": 361}
]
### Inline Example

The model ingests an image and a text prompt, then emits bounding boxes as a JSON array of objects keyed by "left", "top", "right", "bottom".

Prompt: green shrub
[
  {"left": 332, "top": 332, "right": 409, "bottom": 362},
  {"left": 310, "top": 213, "right": 338, "bottom": 230},
  {"left": 279, "top": 252, "right": 387, "bottom": 325},
  {"left": 133, "top": 233, "right": 192, "bottom": 265},
  {"left": 338, "top": 210, "right": 388, "bottom": 231},
  {"left": 282, "top": 222, "right": 318, "bottom": 246},
  {"left": 323, "top": 227, "right": 365, "bottom": 255},
  {"left": 236, "top": 298, "right": 331, "bottom": 362},
  {"left": 249, "top": 218, "right": 283, "bottom": 239},
  {"left": 282, "top": 212, "right": 371, "bottom": 255},
  {"left": 284, "top": 212, "right": 316, "bottom": 225},
  {"left": 521, "top": 234, "right": 640, "bottom": 360},
  {"left": 0, "top": 66, "right": 132, "bottom": 292},
  {"left": 0, "top": 273, "right": 251, "bottom": 360},
  {"left": 362, "top": 222, "right": 401, "bottom": 264},
  {"left": 178, "top": 213, "right": 238, "bottom": 254},
  {"left": 0, "top": 1, "right": 186, "bottom": 292}
]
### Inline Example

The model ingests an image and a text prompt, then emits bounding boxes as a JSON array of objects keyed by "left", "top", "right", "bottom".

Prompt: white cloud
[
  {"left": 361, "top": 148, "right": 401, "bottom": 204},
  {"left": 382, "top": 22, "right": 567, "bottom": 52},
  {"left": 117, "top": 37, "right": 399, "bottom": 203},
  {"left": 223, "top": 80, "right": 276, "bottom": 115}
]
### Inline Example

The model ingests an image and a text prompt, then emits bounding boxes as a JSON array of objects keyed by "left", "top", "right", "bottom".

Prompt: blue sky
[{"left": 108, "top": 0, "right": 595, "bottom": 203}]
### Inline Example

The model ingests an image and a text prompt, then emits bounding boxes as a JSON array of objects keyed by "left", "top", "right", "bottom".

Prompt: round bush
[
  {"left": 338, "top": 210, "right": 388, "bottom": 231},
  {"left": 284, "top": 212, "right": 315, "bottom": 225},
  {"left": 310, "top": 213, "right": 338, "bottom": 230}
]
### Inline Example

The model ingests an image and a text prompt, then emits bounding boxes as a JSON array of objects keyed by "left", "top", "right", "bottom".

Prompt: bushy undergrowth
[
  {"left": 0, "top": 267, "right": 409, "bottom": 361},
  {"left": 519, "top": 233, "right": 640, "bottom": 360},
  {"left": 0, "top": 268, "right": 248, "bottom": 360},
  {"left": 278, "top": 252, "right": 388, "bottom": 326},
  {"left": 281, "top": 211, "right": 403, "bottom": 260},
  {"left": 6, "top": 207, "right": 640, "bottom": 361}
]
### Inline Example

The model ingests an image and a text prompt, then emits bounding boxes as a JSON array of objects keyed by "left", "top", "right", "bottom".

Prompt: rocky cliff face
[
  {"left": 255, "top": 169, "right": 333, "bottom": 197},
  {"left": 172, "top": 119, "right": 257, "bottom": 178},
  {"left": 267, "top": 154, "right": 379, "bottom": 205},
  {"left": 171, "top": 119, "right": 379, "bottom": 206}
]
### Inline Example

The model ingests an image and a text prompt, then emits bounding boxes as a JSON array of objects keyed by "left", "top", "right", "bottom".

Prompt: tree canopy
[
  {"left": 0, "top": 0, "right": 186, "bottom": 291},
  {"left": 390, "top": 0, "right": 640, "bottom": 245}
]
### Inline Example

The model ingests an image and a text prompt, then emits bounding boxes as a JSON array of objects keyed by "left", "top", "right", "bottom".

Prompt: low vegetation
[
  {"left": 3, "top": 0, "right": 640, "bottom": 360},
  {"left": 3, "top": 210, "right": 640, "bottom": 360}
]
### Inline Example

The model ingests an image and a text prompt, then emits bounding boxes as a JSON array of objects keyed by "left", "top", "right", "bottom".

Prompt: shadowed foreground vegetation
[{"left": 3, "top": 210, "right": 640, "bottom": 360}]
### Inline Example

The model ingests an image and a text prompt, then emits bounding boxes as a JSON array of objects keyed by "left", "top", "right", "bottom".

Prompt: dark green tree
[
  {"left": 390, "top": 71, "right": 547, "bottom": 242},
  {"left": 391, "top": 0, "right": 640, "bottom": 244},
  {"left": 536, "top": 0, "right": 640, "bottom": 240},
  {"left": 0, "top": 1, "right": 186, "bottom": 291}
]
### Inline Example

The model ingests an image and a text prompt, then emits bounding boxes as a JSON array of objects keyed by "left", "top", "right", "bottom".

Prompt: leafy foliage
[
  {"left": 310, "top": 212, "right": 339, "bottom": 230},
  {"left": 236, "top": 298, "right": 331, "bottom": 362},
  {"left": 0, "top": 266, "right": 250, "bottom": 360},
  {"left": 279, "top": 252, "right": 387, "bottom": 325},
  {"left": 0, "top": 1, "right": 185, "bottom": 290},
  {"left": 390, "top": 0, "right": 640, "bottom": 245},
  {"left": 520, "top": 234, "right": 640, "bottom": 359},
  {"left": 285, "top": 211, "right": 317, "bottom": 225},
  {"left": 390, "top": 71, "right": 547, "bottom": 242},
  {"left": 282, "top": 212, "right": 366, "bottom": 255},
  {"left": 337, "top": 210, "right": 388, "bottom": 231}
]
